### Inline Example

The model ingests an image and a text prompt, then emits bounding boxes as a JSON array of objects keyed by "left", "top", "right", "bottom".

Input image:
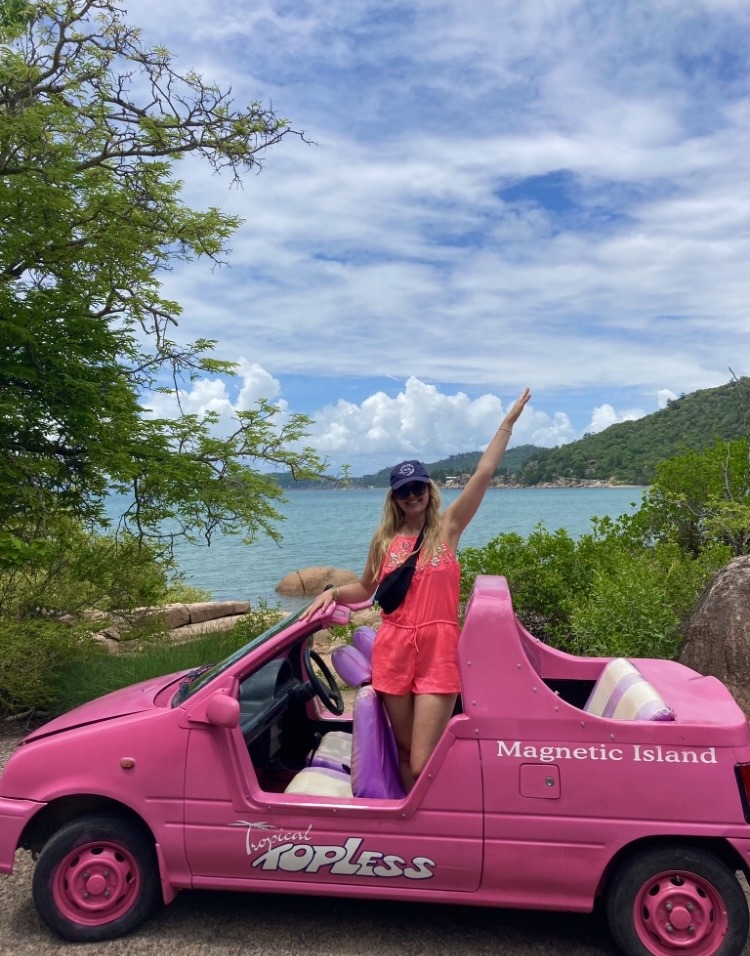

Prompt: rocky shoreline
[
  {"left": 469, "top": 478, "right": 643, "bottom": 490},
  {"left": 300, "top": 479, "right": 646, "bottom": 491}
]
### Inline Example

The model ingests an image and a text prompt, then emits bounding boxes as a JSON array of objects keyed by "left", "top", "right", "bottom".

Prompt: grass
[{"left": 52, "top": 628, "right": 252, "bottom": 715}]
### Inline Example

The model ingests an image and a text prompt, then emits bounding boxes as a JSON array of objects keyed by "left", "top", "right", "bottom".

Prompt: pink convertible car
[{"left": 2, "top": 575, "right": 750, "bottom": 956}]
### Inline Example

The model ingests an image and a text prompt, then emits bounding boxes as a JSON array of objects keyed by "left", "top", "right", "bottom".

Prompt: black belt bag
[{"left": 373, "top": 528, "right": 425, "bottom": 614}]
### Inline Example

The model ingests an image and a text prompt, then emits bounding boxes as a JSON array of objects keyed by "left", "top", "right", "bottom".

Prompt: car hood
[{"left": 24, "top": 671, "right": 187, "bottom": 741}]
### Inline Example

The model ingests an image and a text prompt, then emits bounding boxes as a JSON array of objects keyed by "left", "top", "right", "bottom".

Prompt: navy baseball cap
[{"left": 390, "top": 460, "right": 430, "bottom": 490}]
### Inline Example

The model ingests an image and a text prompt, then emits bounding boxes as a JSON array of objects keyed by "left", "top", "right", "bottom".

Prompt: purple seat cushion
[
  {"left": 352, "top": 626, "right": 376, "bottom": 662},
  {"left": 350, "top": 686, "right": 405, "bottom": 799},
  {"left": 331, "top": 644, "right": 372, "bottom": 688}
]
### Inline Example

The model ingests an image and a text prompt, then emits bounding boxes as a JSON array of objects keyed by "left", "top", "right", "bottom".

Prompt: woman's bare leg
[
  {"left": 410, "top": 693, "right": 457, "bottom": 779},
  {"left": 382, "top": 692, "right": 415, "bottom": 791}
]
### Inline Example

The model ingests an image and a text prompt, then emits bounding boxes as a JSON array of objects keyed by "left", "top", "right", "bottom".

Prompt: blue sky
[{"left": 123, "top": 0, "right": 750, "bottom": 476}]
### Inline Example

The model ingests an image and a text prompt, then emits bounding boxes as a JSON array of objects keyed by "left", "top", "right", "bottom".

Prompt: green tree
[
  {"left": 627, "top": 439, "right": 750, "bottom": 558},
  {"left": 0, "top": 0, "right": 321, "bottom": 559}
]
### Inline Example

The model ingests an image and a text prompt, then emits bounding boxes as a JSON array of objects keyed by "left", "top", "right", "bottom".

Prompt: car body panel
[{"left": 21, "top": 672, "right": 187, "bottom": 741}]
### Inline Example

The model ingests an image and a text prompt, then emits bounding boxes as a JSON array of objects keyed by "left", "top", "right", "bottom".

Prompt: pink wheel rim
[
  {"left": 633, "top": 868, "right": 729, "bottom": 955},
  {"left": 51, "top": 839, "right": 141, "bottom": 927}
]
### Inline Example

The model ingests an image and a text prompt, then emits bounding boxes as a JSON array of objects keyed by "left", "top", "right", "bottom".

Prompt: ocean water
[{"left": 169, "top": 486, "right": 645, "bottom": 612}]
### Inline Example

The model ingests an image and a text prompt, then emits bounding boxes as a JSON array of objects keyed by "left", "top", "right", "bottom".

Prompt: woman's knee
[
  {"left": 409, "top": 752, "right": 428, "bottom": 779},
  {"left": 409, "top": 738, "right": 436, "bottom": 778}
]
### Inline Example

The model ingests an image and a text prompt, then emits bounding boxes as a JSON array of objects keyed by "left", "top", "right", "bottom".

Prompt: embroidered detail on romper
[{"left": 430, "top": 544, "right": 446, "bottom": 567}]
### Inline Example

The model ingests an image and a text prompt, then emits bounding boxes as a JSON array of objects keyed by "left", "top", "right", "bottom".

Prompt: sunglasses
[{"left": 393, "top": 482, "right": 428, "bottom": 500}]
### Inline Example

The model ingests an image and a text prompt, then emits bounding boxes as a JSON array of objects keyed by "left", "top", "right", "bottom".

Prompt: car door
[{"left": 182, "top": 716, "right": 483, "bottom": 895}]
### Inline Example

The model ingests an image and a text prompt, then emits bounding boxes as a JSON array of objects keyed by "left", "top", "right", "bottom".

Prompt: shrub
[
  {"left": 460, "top": 525, "right": 605, "bottom": 641},
  {"left": 0, "top": 516, "right": 216, "bottom": 716},
  {"left": 229, "top": 601, "right": 285, "bottom": 643},
  {"left": 568, "top": 551, "right": 681, "bottom": 658},
  {"left": 627, "top": 439, "right": 750, "bottom": 557},
  {"left": 567, "top": 542, "right": 729, "bottom": 659},
  {"left": 0, "top": 520, "right": 172, "bottom": 620},
  {"left": 459, "top": 519, "right": 730, "bottom": 659},
  {"left": 0, "top": 618, "right": 98, "bottom": 716}
]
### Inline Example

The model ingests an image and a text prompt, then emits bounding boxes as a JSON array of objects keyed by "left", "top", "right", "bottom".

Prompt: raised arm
[{"left": 442, "top": 387, "right": 531, "bottom": 553}]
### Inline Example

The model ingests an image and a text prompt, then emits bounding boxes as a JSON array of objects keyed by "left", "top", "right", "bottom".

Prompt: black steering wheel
[{"left": 303, "top": 645, "right": 345, "bottom": 715}]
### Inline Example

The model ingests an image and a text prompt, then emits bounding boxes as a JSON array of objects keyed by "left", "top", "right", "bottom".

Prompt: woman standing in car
[{"left": 303, "top": 386, "right": 531, "bottom": 789}]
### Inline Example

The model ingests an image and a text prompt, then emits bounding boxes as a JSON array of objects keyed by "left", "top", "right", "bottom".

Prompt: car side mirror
[{"left": 205, "top": 692, "right": 240, "bottom": 729}]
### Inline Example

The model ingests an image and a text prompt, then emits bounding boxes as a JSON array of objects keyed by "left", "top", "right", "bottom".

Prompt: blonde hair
[{"left": 370, "top": 480, "right": 443, "bottom": 571}]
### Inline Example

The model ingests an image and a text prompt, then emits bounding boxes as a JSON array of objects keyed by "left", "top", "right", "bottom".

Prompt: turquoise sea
[{"left": 169, "top": 486, "right": 645, "bottom": 613}]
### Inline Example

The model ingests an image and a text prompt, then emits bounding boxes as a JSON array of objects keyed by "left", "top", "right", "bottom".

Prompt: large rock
[
  {"left": 276, "top": 567, "right": 359, "bottom": 597},
  {"left": 169, "top": 614, "right": 250, "bottom": 644},
  {"left": 183, "top": 600, "right": 250, "bottom": 624},
  {"left": 680, "top": 556, "right": 750, "bottom": 713},
  {"left": 124, "top": 601, "right": 250, "bottom": 628},
  {"left": 89, "top": 600, "right": 251, "bottom": 649}
]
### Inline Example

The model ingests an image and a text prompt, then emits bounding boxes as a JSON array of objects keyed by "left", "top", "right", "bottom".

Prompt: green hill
[{"left": 517, "top": 377, "right": 749, "bottom": 486}]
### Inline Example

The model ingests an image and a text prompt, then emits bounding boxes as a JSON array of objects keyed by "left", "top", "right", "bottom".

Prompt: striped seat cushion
[
  {"left": 310, "top": 730, "right": 353, "bottom": 772},
  {"left": 284, "top": 765, "right": 353, "bottom": 797},
  {"left": 584, "top": 657, "right": 675, "bottom": 721}
]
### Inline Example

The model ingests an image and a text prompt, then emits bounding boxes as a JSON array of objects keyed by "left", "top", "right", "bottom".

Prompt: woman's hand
[
  {"left": 299, "top": 568, "right": 377, "bottom": 621},
  {"left": 299, "top": 588, "right": 338, "bottom": 620},
  {"left": 503, "top": 386, "right": 531, "bottom": 429}
]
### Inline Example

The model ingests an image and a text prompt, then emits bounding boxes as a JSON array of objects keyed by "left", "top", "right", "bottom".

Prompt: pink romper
[{"left": 371, "top": 535, "right": 461, "bottom": 695}]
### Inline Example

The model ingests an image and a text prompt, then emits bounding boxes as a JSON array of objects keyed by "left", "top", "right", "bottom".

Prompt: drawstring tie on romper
[{"left": 386, "top": 618, "right": 458, "bottom": 654}]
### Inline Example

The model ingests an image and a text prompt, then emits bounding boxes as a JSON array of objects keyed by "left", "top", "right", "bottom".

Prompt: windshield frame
[{"left": 173, "top": 605, "right": 310, "bottom": 705}]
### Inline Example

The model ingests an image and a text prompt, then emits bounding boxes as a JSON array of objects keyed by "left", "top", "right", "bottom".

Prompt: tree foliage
[
  {"left": 460, "top": 518, "right": 731, "bottom": 659},
  {"left": 0, "top": 0, "right": 321, "bottom": 559},
  {"left": 625, "top": 439, "right": 750, "bottom": 558}
]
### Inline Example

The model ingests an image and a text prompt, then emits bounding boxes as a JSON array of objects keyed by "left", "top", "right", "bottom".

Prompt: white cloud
[
  {"left": 301, "top": 376, "right": 545, "bottom": 470},
  {"left": 235, "top": 361, "right": 284, "bottom": 408},
  {"left": 143, "top": 365, "right": 678, "bottom": 472},
  {"left": 99, "top": 0, "right": 750, "bottom": 452},
  {"left": 586, "top": 404, "right": 647, "bottom": 434},
  {"left": 657, "top": 388, "right": 678, "bottom": 408},
  {"left": 527, "top": 412, "right": 577, "bottom": 448},
  {"left": 143, "top": 362, "right": 285, "bottom": 433},
  {"left": 146, "top": 378, "right": 234, "bottom": 421}
]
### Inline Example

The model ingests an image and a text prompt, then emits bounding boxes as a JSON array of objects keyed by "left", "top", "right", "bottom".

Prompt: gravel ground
[{"left": 2, "top": 724, "right": 750, "bottom": 956}]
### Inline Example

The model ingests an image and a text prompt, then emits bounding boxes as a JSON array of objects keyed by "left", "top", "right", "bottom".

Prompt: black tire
[
  {"left": 32, "top": 813, "right": 160, "bottom": 942},
  {"left": 606, "top": 844, "right": 749, "bottom": 956}
]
